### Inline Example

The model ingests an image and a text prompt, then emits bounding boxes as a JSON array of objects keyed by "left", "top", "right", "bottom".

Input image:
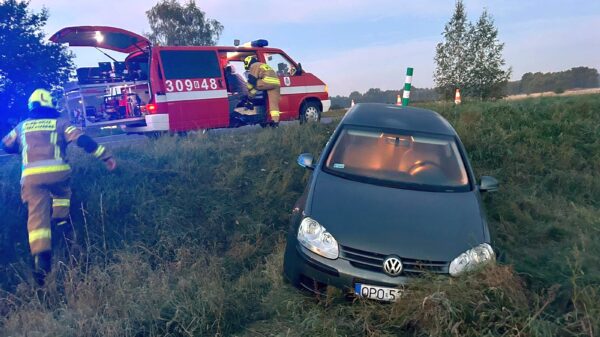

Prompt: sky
[{"left": 28, "top": 0, "right": 600, "bottom": 96}]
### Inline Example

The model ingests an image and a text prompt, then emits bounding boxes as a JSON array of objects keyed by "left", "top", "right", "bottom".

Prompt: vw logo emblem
[{"left": 383, "top": 256, "right": 403, "bottom": 276}]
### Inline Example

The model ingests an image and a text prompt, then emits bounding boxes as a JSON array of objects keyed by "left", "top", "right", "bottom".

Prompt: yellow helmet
[
  {"left": 243, "top": 55, "right": 257, "bottom": 70},
  {"left": 28, "top": 89, "right": 55, "bottom": 111}
]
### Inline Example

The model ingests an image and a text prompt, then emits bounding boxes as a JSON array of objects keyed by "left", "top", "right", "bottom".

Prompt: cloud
[
  {"left": 201, "top": 0, "right": 451, "bottom": 24},
  {"left": 503, "top": 15, "right": 600, "bottom": 79},
  {"left": 28, "top": 0, "right": 151, "bottom": 37}
]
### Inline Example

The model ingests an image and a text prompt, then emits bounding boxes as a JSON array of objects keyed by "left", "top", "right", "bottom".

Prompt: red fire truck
[{"left": 50, "top": 26, "right": 331, "bottom": 133}]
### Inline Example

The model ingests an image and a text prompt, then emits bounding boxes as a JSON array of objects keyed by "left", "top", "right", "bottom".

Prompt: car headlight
[
  {"left": 297, "top": 217, "right": 339, "bottom": 259},
  {"left": 449, "top": 243, "right": 495, "bottom": 276}
]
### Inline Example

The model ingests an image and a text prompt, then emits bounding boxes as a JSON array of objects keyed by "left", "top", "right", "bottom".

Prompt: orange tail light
[{"left": 146, "top": 103, "right": 157, "bottom": 114}]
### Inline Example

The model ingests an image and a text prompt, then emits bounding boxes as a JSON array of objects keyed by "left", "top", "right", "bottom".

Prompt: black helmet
[{"left": 243, "top": 55, "right": 258, "bottom": 70}]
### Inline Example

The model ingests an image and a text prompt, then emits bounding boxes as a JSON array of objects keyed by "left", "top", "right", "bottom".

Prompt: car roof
[{"left": 341, "top": 103, "right": 457, "bottom": 136}]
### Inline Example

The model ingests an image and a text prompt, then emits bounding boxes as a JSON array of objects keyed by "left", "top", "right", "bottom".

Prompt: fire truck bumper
[
  {"left": 322, "top": 99, "right": 331, "bottom": 112},
  {"left": 122, "top": 114, "right": 170, "bottom": 133}
]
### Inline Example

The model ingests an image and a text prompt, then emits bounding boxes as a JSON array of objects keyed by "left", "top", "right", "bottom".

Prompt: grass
[{"left": 0, "top": 94, "right": 599, "bottom": 336}]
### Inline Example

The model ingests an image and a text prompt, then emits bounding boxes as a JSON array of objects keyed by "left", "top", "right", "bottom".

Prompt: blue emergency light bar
[{"left": 251, "top": 39, "right": 269, "bottom": 47}]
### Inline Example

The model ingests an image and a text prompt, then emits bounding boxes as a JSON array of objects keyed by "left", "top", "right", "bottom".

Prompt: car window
[
  {"left": 324, "top": 127, "right": 469, "bottom": 191},
  {"left": 264, "top": 53, "right": 295, "bottom": 76}
]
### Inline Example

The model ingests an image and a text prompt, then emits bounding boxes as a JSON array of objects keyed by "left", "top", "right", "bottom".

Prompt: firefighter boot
[
  {"left": 53, "top": 219, "right": 80, "bottom": 263},
  {"left": 32, "top": 251, "right": 52, "bottom": 286}
]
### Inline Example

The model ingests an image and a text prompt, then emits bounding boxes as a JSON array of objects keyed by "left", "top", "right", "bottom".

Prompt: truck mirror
[{"left": 295, "top": 63, "right": 304, "bottom": 75}]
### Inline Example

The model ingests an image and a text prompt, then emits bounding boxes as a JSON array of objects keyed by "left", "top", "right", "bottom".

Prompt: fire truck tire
[
  {"left": 300, "top": 101, "right": 321, "bottom": 124},
  {"left": 260, "top": 121, "right": 278, "bottom": 128},
  {"left": 144, "top": 131, "right": 166, "bottom": 139}
]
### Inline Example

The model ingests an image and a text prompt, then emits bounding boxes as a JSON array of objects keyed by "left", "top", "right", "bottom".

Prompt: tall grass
[{"left": 0, "top": 95, "right": 598, "bottom": 336}]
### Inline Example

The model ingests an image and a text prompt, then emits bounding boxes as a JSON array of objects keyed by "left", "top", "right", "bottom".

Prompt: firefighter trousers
[
  {"left": 21, "top": 170, "right": 72, "bottom": 255},
  {"left": 256, "top": 80, "right": 281, "bottom": 122}
]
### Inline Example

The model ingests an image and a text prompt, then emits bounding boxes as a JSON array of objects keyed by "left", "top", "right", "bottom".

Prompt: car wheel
[
  {"left": 300, "top": 102, "right": 321, "bottom": 124},
  {"left": 283, "top": 242, "right": 302, "bottom": 288}
]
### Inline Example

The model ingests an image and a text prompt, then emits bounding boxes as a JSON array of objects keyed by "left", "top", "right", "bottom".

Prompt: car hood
[{"left": 308, "top": 172, "right": 486, "bottom": 262}]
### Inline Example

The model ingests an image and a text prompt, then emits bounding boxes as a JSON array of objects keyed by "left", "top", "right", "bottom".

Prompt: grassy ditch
[{"left": 0, "top": 94, "right": 599, "bottom": 336}]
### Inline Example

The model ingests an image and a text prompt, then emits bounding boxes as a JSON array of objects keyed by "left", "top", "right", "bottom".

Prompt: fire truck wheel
[
  {"left": 260, "top": 121, "right": 278, "bottom": 128},
  {"left": 145, "top": 131, "right": 166, "bottom": 139},
  {"left": 300, "top": 102, "right": 321, "bottom": 124}
]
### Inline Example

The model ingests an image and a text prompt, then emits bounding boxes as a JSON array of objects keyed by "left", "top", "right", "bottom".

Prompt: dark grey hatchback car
[{"left": 283, "top": 103, "right": 499, "bottom": 301}]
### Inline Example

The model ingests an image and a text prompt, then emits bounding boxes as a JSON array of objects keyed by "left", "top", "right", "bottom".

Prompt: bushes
[{"left": 1, "top": 95, "right": 599, "bottom": 336}]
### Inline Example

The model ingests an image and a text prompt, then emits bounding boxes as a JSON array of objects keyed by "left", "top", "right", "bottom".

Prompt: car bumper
[{"left": 287, "top": 243, "right": 414, "bottom": 293}]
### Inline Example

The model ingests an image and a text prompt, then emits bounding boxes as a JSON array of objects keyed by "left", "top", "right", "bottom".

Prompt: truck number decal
[
  {"left": 165, "top": 79, "right": 220, "bottom": 93},
  {"left": 175, "top": 80, "right": 184, "bottom": 91}
]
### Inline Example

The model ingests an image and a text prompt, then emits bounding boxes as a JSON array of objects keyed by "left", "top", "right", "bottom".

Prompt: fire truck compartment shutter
[{"left": 49, "top": 26, "right": 151, "bottom": 53}]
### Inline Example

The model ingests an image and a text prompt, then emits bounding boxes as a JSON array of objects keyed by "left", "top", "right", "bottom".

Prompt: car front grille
[{"left": 340, "top": 245, "right": 449, "bottom": 276}]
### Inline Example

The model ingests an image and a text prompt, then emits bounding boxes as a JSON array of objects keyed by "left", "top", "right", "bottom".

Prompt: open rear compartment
[
  {"left": 62, "top": 55, "right": 151, "bottom": 128},
  {"left": 50, "top": 26, "right": 154, "bottom": 129}
]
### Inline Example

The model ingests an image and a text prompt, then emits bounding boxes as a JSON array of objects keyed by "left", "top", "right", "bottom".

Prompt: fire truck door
[
  {"left": 262, "top": 53, "right": 304, "bottom": 121},
  {"left": 159, "top": 50, "right": 229, "bottom": 131}
]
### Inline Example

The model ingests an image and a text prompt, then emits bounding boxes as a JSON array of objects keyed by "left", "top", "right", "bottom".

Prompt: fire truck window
[
  {"left": 160, "top": 50, "right": 221, "bottom": 79},
  {"left": 264, "top": 53, "right": 295, "bottom": 76}
]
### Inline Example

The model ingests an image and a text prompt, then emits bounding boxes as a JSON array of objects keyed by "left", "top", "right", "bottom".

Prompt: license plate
[{"left": 354, "top": 283, "right": 403, "bottom": 302}]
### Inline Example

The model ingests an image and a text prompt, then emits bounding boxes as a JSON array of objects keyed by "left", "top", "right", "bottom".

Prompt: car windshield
[{"left": 324, "top": 127, "right": 470, "bottom": 191}]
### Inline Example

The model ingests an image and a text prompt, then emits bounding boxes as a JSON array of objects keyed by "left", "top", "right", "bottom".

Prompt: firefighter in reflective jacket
[
  {"left": 244, "top": 55, "right": 282, "bottom": 123},
  {"left": 1, "top": 89, "right": 117, "bottom": 286}
]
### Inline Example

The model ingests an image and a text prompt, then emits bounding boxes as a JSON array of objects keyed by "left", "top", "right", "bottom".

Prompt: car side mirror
[
  {"left": 297, "top": 153, "right": 314, "bottom": 170},
  {"left": 479, "top": 176, "right": 499, "bottom": 192}
]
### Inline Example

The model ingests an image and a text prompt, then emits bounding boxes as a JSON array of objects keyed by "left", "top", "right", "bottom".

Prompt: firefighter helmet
[
  {"left": 28, "top": 89, "right": 55, "bottom": 111},
  {"left": 243, "top": 55, "right": 257, "bottom": 70}
]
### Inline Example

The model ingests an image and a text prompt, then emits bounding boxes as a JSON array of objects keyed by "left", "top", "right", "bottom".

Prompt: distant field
[
  {"left": 0, "top": 95, "right": 598, "bottom": 336},
  {"left": 505, "top": 87, "right": 600, "bottom": 100}
]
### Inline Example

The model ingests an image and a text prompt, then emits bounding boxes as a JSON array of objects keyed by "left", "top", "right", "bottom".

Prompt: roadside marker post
[{"left": 402, "top": 67, "right": 413, "bottom": 106}]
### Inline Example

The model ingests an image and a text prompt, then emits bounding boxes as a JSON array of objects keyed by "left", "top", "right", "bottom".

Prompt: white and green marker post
[{"left": 402, "top": 67, "right": 413, "bottom": 106}]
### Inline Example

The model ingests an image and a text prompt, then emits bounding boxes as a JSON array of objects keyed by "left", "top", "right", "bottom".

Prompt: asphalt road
[{"left": 0, "top": 118, "right": 334, "bottom": 160}]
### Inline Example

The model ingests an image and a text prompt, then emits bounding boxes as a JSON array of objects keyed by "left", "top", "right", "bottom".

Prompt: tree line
[
  {"left": 330, "top": 88, "right": 439, "bottom": 109},
  {"left": 507, "top": 66, "right": 599, "bottom": 95},
  {"left": 330, "top": 65, "right": 599, "bottom": 108}
]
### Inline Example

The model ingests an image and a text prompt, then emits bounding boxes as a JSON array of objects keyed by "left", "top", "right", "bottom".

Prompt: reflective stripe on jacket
[
  {"left": 2, "top": 117, "right": 84, "bottom": 179},
  {"left": 248, "top": 62, "right": 281, "bottom": 89}
]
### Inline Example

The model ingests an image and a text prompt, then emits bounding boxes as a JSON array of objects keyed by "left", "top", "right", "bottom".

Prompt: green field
[{"left": 0, "top": 95, "right": 599, "bottom": 336}]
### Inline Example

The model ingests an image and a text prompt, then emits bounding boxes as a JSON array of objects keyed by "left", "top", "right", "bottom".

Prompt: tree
[
  {"left": 146, "top": 0, "right": 223, "bottom": 46},
  {"left": 0, "top": 0, "right": 73, "bottom": 133},
  {"left": 434, "top": 0, "right": 469, "bottom": 100},
  {"left": 464, "top": 10, "right": 511, "bottom": 99}
]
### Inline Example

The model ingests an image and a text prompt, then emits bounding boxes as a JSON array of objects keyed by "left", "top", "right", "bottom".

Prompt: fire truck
[{"left": 50, "top": 26, "right": 331, "bottom": 133}]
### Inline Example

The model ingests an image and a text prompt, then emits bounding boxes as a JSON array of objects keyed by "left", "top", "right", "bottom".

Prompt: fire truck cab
[{"left": 50, "top": 26, "right": 331, "bottom": 132}]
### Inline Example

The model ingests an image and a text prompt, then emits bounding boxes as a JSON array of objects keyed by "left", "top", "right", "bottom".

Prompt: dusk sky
[{"left": 28, "top": 0, "right": 600, "bottom": 96}]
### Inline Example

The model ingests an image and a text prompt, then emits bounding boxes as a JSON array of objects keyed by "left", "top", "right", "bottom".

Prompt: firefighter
[
  {"left": 243, "top": 55, "right": 282, "bottom": 123},
  {"left": 1, "top": 89, "right": 117, "bottom": 286}
]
